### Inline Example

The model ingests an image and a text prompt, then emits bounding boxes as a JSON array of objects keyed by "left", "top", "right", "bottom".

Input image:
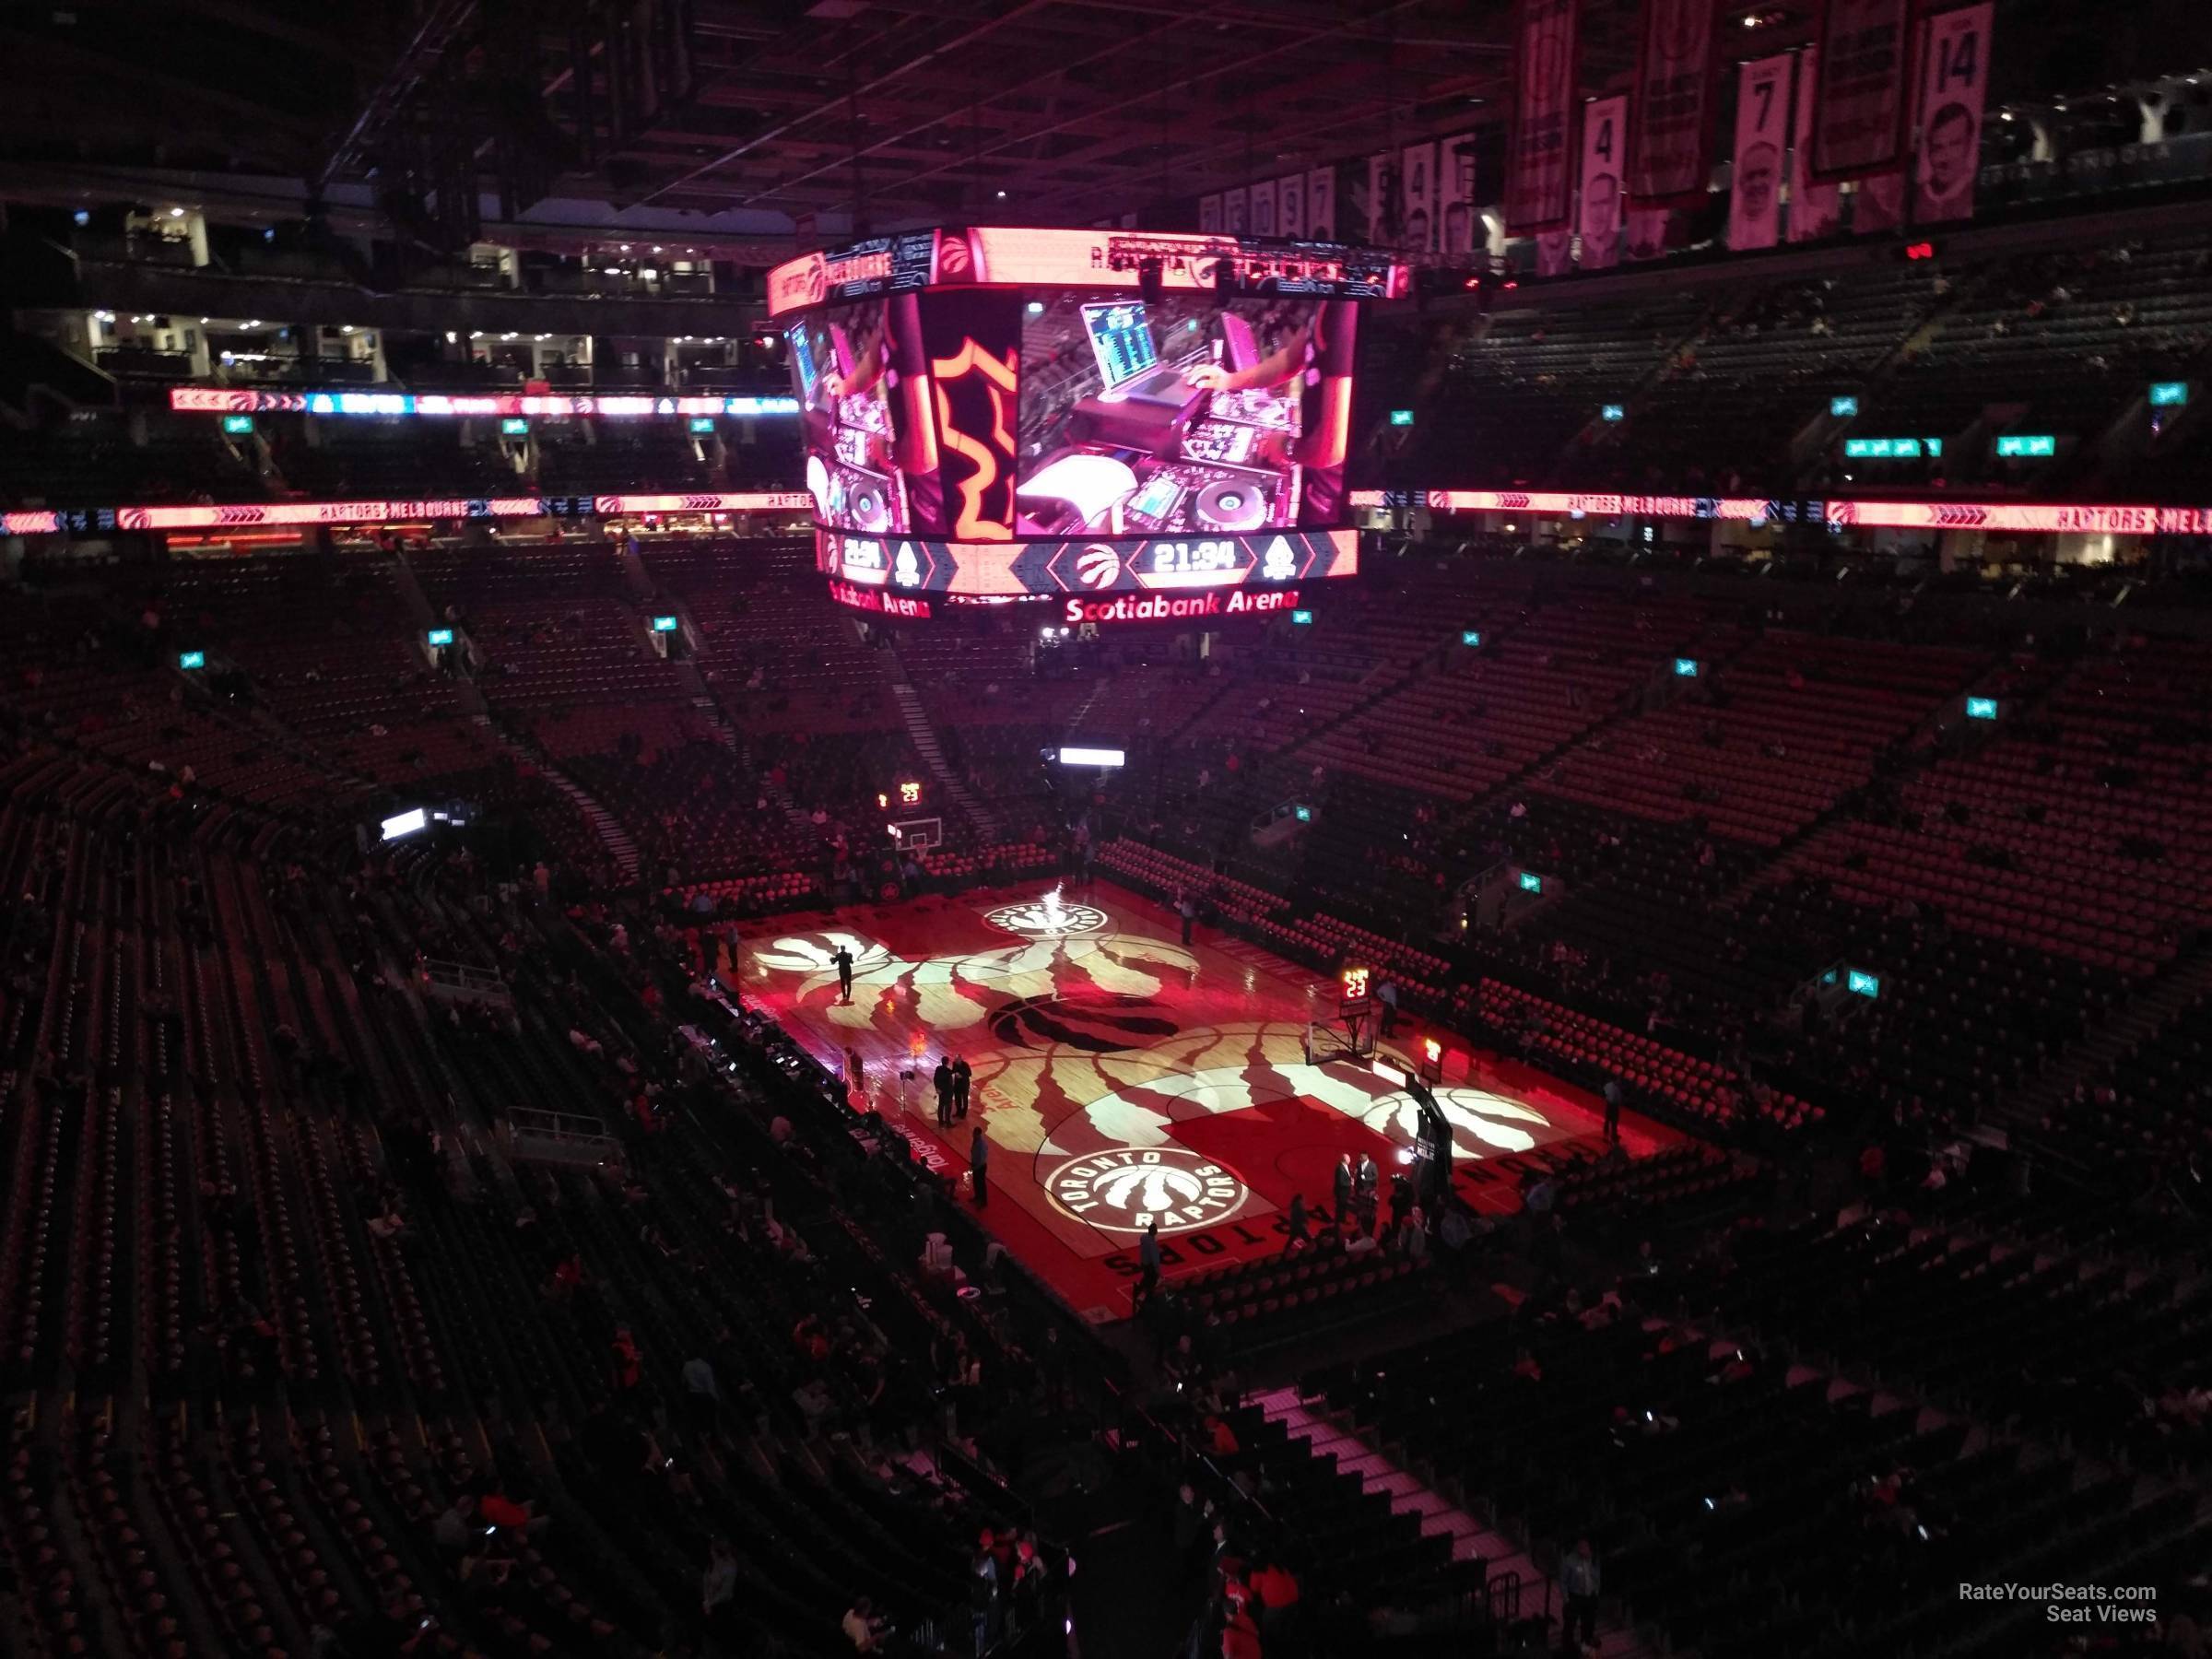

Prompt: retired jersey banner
[
  {"left": 1629, "top": 0, "right": 1719, "bottom": 204},
  {"left": 1276, "top": 173, "right": 1307, "bottom": 239},
  {"left": 1578, "top": 95, "right": 1628, "bottom": 268},
  {"left": 1915, "top": 2, "right": 1992, "bottom": 222},
  {"left": 1362, "top": 153, "right": 1395, "bottom": 244},
  {"left": 1249, "top": 178, "right": 1278, "bottom": 237},
  {"left": 1402, "top": 142, "right": 1438, "bottom": 253},
  {"left": 1307, "top": 166, "right": 1338, "bottom": 241},
  {"left": 1439, "top": 134, "right": 1482, "bottom": 253},
  {"left": 1811, "top": 0, "right": 1914, "bottom": 179},
  {"left": 1728, "top": 54, "right": 1792, "bottom": 250},
  {"left": 1197, "top": 194, "right": 1222, "bottom": 234},
  {"left": 1790, "top": 47, "right": 1844, "bottom": 240},
  {"left": 1506, "top": 0, "right": 1581, "bottom": 232},
  {"left": 1223, "top": 187, "right": 1248, "bottom": 235}
]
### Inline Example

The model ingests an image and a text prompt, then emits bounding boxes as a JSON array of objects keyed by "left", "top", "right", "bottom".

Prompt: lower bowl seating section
[
  {"left": 1466, "top": 979, "right": 1819, "bottom": 1135},
  {"left": 0, "top": 747, "right": 1077, "bottom": 1659}
]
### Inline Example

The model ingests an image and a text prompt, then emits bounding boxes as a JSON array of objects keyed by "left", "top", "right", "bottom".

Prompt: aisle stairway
[
  {"left": 889, "top": 683, "right": 1000, "bottom": 840},
  {"left": 483, "top": 719, "right": 641, "bottom": 882},
  {"left": 1253, "top": 1384, "right": 1653, "bottom": 1659}
]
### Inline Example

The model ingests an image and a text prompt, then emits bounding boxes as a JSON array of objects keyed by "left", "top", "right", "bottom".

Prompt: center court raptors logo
[
  {"left": 1044, "top": 1147, "right": 1250, "bottom": 1234},
  {"left": 984, "top": 899, "right": 1109, "bottom": 938}
]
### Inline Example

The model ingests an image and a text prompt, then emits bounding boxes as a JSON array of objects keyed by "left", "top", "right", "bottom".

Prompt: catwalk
[{"left": 735, "top": 879, "right": 1683, "bottom": 1321}]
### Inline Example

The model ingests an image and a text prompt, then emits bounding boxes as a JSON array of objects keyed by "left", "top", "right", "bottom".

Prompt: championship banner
[
  {"left": 1810, "top": 0, "right": 1914, "bottom": 179},
  {"left": 1276, "top": 172, "right": 1307, "bottom": 239},
  {"left": 1505, "top": 0, "right": 1580, "bottom": 232},
  {"left": 1439, "top": 134, "right": 1481, "bottom": 253},
  {"left": 1628, "top": 0, "right": 1719, "bottom": 204},
  {"left": 1307, "top": 166, "right": 1338, "bottom": 241},
  {"left": 1223, "top": 188, "right": 1248, "bottom": 235},
  {"left": 1789, "top": 47, "right": 1843, "bottom": 241},
  {"left": 1363, "top": 153, "right": 1395, "bottom": 244},
  {"left": 1249, "top": 178, "right": 1278, "bottom": 238},
  {"left": 1198, "top": 194, "right": 1222, "bottom": 233},
  {"left": 1728, "top": 53, "right": 1793, "bottom": 251},
  {"left": 1578, "top": 95, "right": 1627, "bottom": 269},
  {"left": 1915, "top": 2, "right": 1993, "bottom": 222},
  {"left": 1401, "top": 142, "right": 1437, "bottom": 253}
]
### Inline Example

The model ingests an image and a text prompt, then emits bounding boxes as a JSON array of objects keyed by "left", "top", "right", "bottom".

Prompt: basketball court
[{"left": 733, "top": 878, "right": 1686, "bottom": 1322}]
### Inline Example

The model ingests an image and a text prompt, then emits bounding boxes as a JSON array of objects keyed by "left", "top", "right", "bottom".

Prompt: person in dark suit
[
  {"left": 934, "top": 1057, "right": 955, "bottom": 1127},
  {"left": 951, "top": 1055, "right": 973, "bottom": 1119}
]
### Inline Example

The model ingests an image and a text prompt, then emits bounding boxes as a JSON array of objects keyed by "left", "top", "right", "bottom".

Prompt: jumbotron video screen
[{"left": 769, "top": 226, "right": 1404, "bottom": 618}]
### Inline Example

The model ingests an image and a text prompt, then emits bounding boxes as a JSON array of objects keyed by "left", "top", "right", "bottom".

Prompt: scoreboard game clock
[{"left": 770, "top": 225, "right": 1407, "bottom": 620}]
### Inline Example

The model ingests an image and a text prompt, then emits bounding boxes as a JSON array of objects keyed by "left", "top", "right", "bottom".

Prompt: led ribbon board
[
  {"left": 1376, "top": 490, "right": 2212, "bottom": 536},
  {"left": 170, "top": 388, "right": 798, "bottom": 418},
  {"left": 2, "top": 493, "right": 810, "bottom": 535}
]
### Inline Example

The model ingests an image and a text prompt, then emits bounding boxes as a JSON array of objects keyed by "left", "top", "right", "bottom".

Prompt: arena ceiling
[{"left": 0, "top": 0, "right": 2199, "bottom": 248}]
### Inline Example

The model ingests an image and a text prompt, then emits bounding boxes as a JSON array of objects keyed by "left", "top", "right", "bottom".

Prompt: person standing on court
[
  {"left": 1355, "top": 1151, "right": 1380, "bottom": 1230},
  {"left": 951, "top": 1055, "right": 973, "bottom": 1120},
  {"left": 1177, "top": 889, "right": 1197, "bottom": 946},
  {"left": 1333, "top": 1153, "right": 1355, "bottom": 1234},
  {"left": 832, "top": 943, "right": 855, "bottom": 1003},
  {"left": 1283, "top": 1193, "right": 1310, "bottom": 1254},
  {"left": 1136, "top": 1218, "right": 1162, "bottom": 1306},
  {"left": 1603, "top": 1077, "right": 1623, "bottom": 1143},
  {"left": 970, "top": 1126, "right": 990, "bottom": 1207},
  {"left": 934, "top": 1057, "right": 956, "bottom": 1128}
]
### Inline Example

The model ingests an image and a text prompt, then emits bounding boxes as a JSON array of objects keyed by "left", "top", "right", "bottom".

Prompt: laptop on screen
[{"left": 1081, "top": 301, "right": 1161, "bottom": 393}]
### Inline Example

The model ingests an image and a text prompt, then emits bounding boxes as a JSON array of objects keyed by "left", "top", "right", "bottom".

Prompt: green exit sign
[
  {"left": 1517, "top": 871, "right": 1544, "bottom": 894},
  {"left": 1844, "top": 436, "right": 1943, "bottom": 459},
  {"left": 1600, "top": 404, "right": 1625, "bottom": 421},
  {"left": 1388, "top": 408, "right": 1415, "bottom": 427},
  {"left": 1290, "top": 609, "right": 1313, "bottom": 624},
  {"left": 2149, "top": 381, "right": 2188, "bottom": 407},
  {"left": 1830, "top": 395, "right": 1859, "bottom": 418},
  {"left": 500, "top": 418, "right": 530, "bottom": 436},
  {"left": 1995, "top": 433, "right": 2055, "bottom": 458},
  {"left": 1461, "top": 629, "right": 1482, "bottom": 647},
  {"left": 178, "top": 650, "right": 206, "bottom": 670},
  {"left": 221, "top": 414, "right": 254, "bottom": 436},
  {"left": 650, "top": 615, "right": 679, "bottom": 633},
  {"left": 688, "top": 417, "right": 717, "bottom": 434},
  {"left": 1965, "top": 696, "right": 1997, "bottom": 720}
]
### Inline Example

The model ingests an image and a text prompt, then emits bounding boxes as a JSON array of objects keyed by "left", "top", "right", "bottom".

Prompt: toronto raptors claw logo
[
  {"left": 1075, "top": 544, "right": 1121, "bottom": 588},
  {"left": 984, "top": 899, "right": 1109, "bottom": 938},
  {"left": 1044, "top": 1147, "right": 1250, "bottom": 1234},
  {"left": 752, "top": 933, "right": 896, "bottom": 977},
  {"left": 989, "top": 993, "right": 1179, "bottom": 1053}
]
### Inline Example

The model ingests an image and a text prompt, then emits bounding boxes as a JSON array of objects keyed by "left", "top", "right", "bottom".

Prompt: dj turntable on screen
[
  {"left": 1015, "top": 294, "right": 1359, "bottom": 535},
  {"left": 793, "top": 294, "right": 939, "bottom": 534}
]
